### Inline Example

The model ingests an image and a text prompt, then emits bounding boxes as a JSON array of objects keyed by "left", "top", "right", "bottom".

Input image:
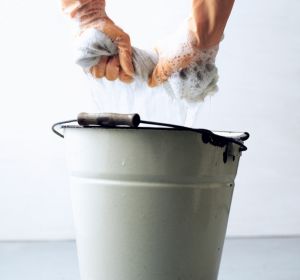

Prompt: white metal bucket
[{"left": 54, "top": 115, "right": 248, "bottom": 280}]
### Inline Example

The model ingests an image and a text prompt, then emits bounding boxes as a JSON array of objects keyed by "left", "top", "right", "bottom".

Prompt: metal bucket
[{"left": 53, "top": 113, "right": 249, "bottom": 280}]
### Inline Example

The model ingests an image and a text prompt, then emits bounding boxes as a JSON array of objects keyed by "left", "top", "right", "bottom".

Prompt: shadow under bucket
[{"left": 53, "top": 113, "right": 249, "bottom": 280}]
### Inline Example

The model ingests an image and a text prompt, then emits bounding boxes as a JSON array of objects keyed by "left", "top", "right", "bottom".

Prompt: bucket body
[{"left": 64, "top": 127, "right": 242, "bottom": 280}]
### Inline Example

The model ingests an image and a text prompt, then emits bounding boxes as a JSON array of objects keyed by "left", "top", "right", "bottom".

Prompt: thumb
[
  {"left": 101, "top": 21, "right": 134, "bottom": 77},
  {"left": 148, "top": 53, "right": 194, "bottom": 87},
  {"left": 148, "top": 61, "right": 169, "bottom": 87}
]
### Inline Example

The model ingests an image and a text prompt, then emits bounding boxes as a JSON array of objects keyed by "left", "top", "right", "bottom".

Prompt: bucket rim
[
  {"left": 52, "top": 114, "right": 249, "bottom": 152},
  {"left": 61, "top": 124, "right": 248, "bottom": 139},
  {"left": 59, "top": 125, "right": 249, "bottom": 153}
]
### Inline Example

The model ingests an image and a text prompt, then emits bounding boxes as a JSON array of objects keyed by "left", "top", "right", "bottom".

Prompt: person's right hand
[
  {"left": 61, "top": 0, "right": 134, "bottom": 83},
  {"left": 148, "top": 0, "right": 234, "bottom": 87}
]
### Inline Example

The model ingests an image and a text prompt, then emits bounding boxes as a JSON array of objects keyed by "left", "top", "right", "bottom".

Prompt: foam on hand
[{"left": 75, "top": 28, "right": 219, "bottom": 126}]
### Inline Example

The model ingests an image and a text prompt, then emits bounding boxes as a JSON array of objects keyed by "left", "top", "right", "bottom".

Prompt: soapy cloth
[{"left": 75, "top": 28, "right": 219, "bottom": 126}]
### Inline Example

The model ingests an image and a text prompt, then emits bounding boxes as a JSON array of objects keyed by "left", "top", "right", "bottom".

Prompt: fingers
[
  {"left": 90, "top": 56, "right": 108, "bottom": 78},
  {"left": 148, "top": 58, "right": 175, "bottom": 87},
  {"left": 148, "top": 64, "right": 165, "bottom": 87},
  {"left": 119, "top": 69, "right": 134, "bottom": 84},
  {"left": 148, "top": 53, "right": 194, "bottom": 87},
  {"left": 90, "top": 55, "right": 133, "bottom": 83}
]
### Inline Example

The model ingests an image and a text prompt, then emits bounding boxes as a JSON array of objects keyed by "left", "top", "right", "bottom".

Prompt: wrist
[{"left": 63, "top": 0, "right": 107, "bottom": 19}]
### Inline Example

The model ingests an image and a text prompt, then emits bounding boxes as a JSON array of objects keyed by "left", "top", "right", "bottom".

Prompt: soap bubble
[{"left": 76, "top": 29, "right": 219, "bottom": 126}]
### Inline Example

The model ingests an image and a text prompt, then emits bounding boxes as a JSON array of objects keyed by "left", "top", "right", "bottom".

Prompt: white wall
[{"left": 0, "top": 0, "right": 299, "bottom": 240}]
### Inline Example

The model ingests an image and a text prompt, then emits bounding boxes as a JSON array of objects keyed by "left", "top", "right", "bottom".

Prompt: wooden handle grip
[{"left": 77, "top": 113, "right": 141, "bottom": 128}]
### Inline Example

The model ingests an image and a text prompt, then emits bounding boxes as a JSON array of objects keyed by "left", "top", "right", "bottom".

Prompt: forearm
[{"left": 190, "top": 0, "right": 235, "bottom": 49}]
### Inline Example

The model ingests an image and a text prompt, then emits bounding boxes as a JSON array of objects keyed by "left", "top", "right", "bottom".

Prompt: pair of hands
[{"left": 62, "top": 0, "right": 234, "bottom": 87}]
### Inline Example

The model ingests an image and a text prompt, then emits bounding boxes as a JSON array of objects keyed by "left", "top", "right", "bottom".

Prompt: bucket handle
[{"left": 52, "top": 113, "right": 249, "bottom": 152}]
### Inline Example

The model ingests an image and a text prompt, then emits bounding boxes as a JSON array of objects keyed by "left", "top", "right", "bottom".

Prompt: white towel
[{"left": 74, "top": 28, "right": 219, "bottom": 126}]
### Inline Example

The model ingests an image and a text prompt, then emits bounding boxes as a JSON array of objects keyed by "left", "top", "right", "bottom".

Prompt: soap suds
[{"left": 75, "top": 28, "right": 219, "bottom": 126}]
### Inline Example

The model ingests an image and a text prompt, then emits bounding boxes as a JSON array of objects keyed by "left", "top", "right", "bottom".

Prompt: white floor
[{"left": 0, "top": 237, "right": 299, "bottom": 280}]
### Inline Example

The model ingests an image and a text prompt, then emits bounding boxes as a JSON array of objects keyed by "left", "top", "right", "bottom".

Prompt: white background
[{"left": 0, "top": 0, "right": 299, "bottom": 240}]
